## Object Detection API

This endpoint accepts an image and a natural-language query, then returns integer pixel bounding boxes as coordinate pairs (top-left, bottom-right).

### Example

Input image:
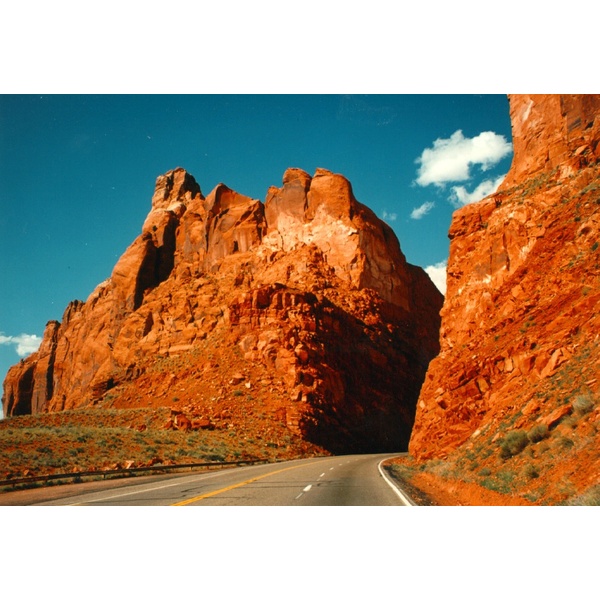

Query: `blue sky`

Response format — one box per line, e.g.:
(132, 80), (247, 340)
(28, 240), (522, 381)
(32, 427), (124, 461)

(0, 94), (513, 397)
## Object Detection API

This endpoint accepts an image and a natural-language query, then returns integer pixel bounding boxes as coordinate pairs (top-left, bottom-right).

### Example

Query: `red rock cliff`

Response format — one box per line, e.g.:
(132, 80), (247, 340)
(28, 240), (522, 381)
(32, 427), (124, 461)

(2, 167), (443, 453)
(410, 94), (600, 461)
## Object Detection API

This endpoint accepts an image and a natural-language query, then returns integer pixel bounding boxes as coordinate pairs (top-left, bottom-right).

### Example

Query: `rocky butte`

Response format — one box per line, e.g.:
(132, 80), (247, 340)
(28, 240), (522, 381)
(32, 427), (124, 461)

(409, 94), (600, 500)
(2, 167), (443, 454)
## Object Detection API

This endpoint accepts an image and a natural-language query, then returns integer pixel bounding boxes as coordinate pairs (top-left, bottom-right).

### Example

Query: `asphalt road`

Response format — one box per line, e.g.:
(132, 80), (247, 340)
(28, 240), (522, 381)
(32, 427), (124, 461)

(5, 453), (412, 506)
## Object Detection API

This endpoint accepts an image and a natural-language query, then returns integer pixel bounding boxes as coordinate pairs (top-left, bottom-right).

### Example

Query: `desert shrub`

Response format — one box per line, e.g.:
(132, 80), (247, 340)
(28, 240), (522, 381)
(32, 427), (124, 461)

(481, 447), (494, 459)
(480, 478), (506, 493)
(498, 470), (516, 485)
(500, 430), (529, 459)
(556, 436), (575, 450)
(561, 414), (580, 429)
(204, 453), (225, 462)
(537, 441), (550, 455)
(572, 394), (595, 415)
(390, 464), (415, 481)
(568, 484), (600, 506)
(524, 464), (540, 479)
(479, 467), (492, 477)
(527, 424), (549, 443)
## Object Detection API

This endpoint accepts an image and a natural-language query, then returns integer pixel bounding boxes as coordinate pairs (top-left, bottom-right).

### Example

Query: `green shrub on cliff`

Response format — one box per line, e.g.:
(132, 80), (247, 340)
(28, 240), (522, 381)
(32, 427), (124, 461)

(499, 430), (529, 459)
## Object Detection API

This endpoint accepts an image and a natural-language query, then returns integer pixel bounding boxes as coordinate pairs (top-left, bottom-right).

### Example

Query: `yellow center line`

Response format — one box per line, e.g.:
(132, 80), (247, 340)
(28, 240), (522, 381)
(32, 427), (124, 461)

(171, 463), (309, 506)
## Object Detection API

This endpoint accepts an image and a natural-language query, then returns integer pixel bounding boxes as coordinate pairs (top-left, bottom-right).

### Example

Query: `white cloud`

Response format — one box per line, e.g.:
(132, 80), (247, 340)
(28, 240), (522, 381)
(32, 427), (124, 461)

(410, 201), (435, 220)
(415, 130), (512, 187)
(450, 174), (506, 207)
(0, 333), (42, 357)
(382, 210), (397, 222)
(424, 261), (447, 295)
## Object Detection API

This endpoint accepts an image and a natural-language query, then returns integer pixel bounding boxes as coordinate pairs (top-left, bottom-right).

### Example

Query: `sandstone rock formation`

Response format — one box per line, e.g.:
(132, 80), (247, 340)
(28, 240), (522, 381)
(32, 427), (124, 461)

(2, 167), (443, 453)
(410, 95), (600, 465)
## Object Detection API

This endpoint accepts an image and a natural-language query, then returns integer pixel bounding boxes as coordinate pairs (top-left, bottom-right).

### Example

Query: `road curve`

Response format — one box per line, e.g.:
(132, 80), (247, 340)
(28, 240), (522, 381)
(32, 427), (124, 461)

(16, 454), (411, 506)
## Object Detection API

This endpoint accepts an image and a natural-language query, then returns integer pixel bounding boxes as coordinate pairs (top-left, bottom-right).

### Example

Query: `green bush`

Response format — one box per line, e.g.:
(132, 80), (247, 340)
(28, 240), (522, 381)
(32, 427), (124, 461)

(524, 464), (540, 479)
(572, 394), (595, 415)
(500, 430), (529, 459)
(556, 436), (575, 450)
(527, 424), (549, 444)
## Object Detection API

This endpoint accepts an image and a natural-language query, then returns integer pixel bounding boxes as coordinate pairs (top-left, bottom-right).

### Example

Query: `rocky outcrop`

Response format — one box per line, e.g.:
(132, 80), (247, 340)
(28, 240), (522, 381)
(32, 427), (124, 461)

(410, 94), (600, 460)
(2, 321), (60, 417)
(501, 95), (600, 188)
(263, 167), (412, 308)
(2, 167), (443, 453)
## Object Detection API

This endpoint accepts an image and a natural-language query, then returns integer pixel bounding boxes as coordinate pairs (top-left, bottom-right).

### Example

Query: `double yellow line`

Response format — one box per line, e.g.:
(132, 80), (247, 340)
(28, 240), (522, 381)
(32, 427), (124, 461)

(171, 463), (306, 506)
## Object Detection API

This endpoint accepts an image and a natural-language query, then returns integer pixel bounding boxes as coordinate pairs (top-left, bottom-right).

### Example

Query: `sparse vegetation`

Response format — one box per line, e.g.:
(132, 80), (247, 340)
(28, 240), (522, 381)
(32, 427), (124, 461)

(527, 424), (549, 444)
(499, 430), (529, 459)
(556, 436), (575, 450)
(567, 484), (600, 506)
(480, 477), (505, 493)
(389, 463), (415, 482)
(0, 407), (325, 485)
(572, 394), (594, 415)
(524, 464), (540, 479)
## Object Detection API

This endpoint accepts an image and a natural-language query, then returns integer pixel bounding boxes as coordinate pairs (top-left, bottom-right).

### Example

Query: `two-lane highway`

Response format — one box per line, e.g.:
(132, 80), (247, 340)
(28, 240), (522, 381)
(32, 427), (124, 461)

(15, 453), (411, 506)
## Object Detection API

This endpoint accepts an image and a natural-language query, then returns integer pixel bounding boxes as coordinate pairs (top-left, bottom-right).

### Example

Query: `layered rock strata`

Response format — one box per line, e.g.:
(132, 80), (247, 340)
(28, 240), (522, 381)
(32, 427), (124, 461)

(3, 167), (443, 453)
(410, 94), (600, 459)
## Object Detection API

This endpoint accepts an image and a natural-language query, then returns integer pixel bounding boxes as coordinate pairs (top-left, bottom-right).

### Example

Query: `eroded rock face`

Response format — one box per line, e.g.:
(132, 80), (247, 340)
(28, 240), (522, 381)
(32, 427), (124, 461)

(2, 167), (443, 453)
(501, 94), (600, 188)
(264, 168), (411, 308)
(409, 94), (600, 460)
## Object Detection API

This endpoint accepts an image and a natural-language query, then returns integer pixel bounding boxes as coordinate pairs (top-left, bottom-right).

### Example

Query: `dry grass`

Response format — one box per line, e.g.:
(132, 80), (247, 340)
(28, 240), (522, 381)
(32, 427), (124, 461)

(391, 396), (599, 505)
(0, 406), (327, 485)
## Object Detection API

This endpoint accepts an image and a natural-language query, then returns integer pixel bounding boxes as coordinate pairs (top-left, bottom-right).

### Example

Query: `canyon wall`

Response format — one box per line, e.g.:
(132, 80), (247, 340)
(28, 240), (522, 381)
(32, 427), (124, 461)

(2, 167), (443, 453)
(410, 94), (600, 460)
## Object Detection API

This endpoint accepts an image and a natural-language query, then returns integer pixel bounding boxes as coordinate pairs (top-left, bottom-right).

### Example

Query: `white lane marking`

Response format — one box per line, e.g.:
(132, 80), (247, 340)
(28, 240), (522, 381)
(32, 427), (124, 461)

(377, 458), (415, 506)
(319, 473), (325, 478)
(56, 470), (242, 506)
(303, 484), (312, 492)
(329, 467), (334, 471)
(295, 493), (304, 499)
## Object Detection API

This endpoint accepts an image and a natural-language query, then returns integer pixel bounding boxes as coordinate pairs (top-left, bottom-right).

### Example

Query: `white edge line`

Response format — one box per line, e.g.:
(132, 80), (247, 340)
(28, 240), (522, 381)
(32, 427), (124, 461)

(378, 458), (416, 506)
(54, 470), (230, 506)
